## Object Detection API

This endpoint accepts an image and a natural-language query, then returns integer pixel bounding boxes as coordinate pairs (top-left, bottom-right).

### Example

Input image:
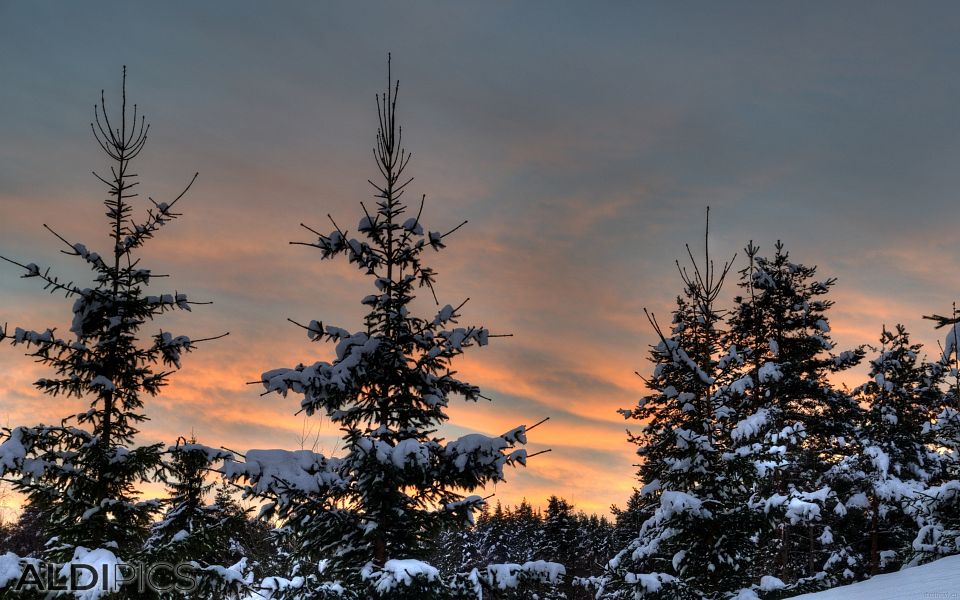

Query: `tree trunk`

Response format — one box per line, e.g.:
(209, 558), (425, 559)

(374, 536), (387, 567)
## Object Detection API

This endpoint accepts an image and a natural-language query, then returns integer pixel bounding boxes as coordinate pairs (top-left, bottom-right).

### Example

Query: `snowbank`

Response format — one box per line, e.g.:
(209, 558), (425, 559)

(789, 554), (960, 599)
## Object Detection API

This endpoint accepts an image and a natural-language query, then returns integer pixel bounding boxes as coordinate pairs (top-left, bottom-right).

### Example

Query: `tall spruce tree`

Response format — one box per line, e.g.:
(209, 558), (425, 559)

(539, 496), (576, 599)
(601, 218), (755, 599)
(224, 58), (534, 598)
(0, 68), (219, 566)
(573, 512), (614, 598)
(540, 497), (575, 565)
(144, 438), (249, 597)
(512, 500), (544, 564)
(923, 307), (960, 473)
(909, 309), (960, 565)
(846, 325), (942, 574)
(724, 242), (863, 595)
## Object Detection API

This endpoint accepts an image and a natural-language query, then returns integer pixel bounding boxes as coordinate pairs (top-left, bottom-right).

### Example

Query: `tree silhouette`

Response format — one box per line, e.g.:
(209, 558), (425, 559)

(226, 56), (539, 597)
(0, 67), (223, 563)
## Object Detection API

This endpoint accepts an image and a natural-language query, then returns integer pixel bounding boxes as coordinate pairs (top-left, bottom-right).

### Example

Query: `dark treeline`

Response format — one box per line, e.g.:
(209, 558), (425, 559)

(428, 497), (620, 598)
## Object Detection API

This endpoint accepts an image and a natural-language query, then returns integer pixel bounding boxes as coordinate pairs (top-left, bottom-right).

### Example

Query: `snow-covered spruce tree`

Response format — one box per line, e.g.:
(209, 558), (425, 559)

(923, 307), (960, 474)
(429, 500), (609, 600)
(452, 501), (562, 600)
(571, 511), (615, 598)
(0, 68), (220, 568)
(479, 502), (513, 566)
(610, 489), (650, 550)
(600, 220), (755, 599)
(1, 501), (46, 558)
(457, 507), (487, 573)
(581, 513), (615, 575)
(144, 438), (252, 597)
(427, 502), (494, 578)
(209, 481), (283, 577)
(428, 524), (473, 578)
(225, 59), (540, 599)
(844, 325), (943, 574)
(426, 502), (535, 582)
(539, 496), (575, 596)
(508, 499), (543, 566)
(724, 242), (863, 595)
(908, 309), (960, 565)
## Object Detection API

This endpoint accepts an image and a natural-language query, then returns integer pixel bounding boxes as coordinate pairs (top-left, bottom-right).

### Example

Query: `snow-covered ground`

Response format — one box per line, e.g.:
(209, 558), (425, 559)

(791, 555), (960, 599)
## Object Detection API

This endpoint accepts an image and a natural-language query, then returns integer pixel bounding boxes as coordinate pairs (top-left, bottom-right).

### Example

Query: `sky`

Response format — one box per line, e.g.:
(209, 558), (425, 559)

(3, 2), (960, 516)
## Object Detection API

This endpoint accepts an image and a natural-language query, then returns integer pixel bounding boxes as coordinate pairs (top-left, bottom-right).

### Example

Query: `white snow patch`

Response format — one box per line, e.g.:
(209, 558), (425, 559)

(943, 323), (960, 362)
(89, 375), (115, 391)
(760, 575), (786, 591)
(222, 449), (342, 495)
(732, 409), (769, 441)
(58, 547), (121, 600)
(758, 362), (784, 383)
(790, 554), (960, 599)
(362, 559), (439, 592)
(0, 552), (23, 587)
(482, 561), (565, 589)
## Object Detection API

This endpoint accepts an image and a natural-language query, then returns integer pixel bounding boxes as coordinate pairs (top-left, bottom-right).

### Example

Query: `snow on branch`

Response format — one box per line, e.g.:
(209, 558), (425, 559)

(361, 559), (440, 594)
(442, 425), (528, 481)
(479, 560), (566, 590)
(221, 448), (345, 499)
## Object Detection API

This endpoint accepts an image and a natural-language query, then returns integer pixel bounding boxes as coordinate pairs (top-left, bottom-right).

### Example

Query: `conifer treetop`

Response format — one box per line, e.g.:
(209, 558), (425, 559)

(230, 58), (540, 590)
(0, 67), (222, 559)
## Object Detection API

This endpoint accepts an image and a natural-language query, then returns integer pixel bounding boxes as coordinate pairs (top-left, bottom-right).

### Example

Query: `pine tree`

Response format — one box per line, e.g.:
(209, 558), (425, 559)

(0, 68), (220, 568)
(539, 496), (576, 599)
(923, 307), (960, 476)
(601, 217), (754, 599)
(566, 513), (615, 600)
(846, 325), (942, 574)
(909, 309), (960, 565)
(0, 502), (46, 558)
(144, 438), (249, 597)
(212, 482), (280, 573)
(578, 513), (615, 586)
(427, 525), (472, 578)
(148, 438), (220, 556)
(459, 503), (490, 572)
(510, 500), (543, 565)
(724, 241), (863, 594)
(540, 497), (575, 573)
(482, 502), (512, 566)
(224, 58), (533, 598)
(610, 489), (650, 550)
